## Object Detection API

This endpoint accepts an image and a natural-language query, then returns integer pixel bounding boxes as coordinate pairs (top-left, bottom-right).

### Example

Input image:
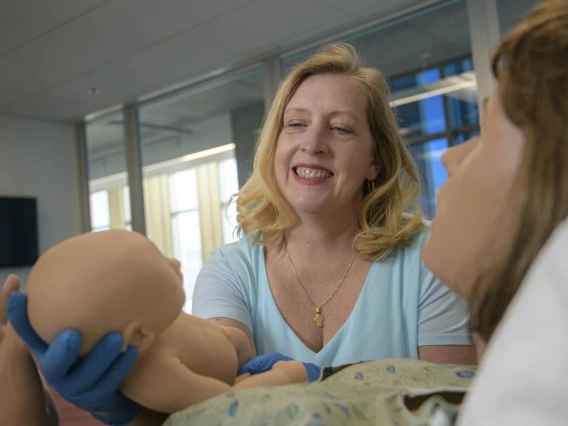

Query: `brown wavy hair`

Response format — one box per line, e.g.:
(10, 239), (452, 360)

(235, 42), (424, 261)
(471, 0), (568, 342)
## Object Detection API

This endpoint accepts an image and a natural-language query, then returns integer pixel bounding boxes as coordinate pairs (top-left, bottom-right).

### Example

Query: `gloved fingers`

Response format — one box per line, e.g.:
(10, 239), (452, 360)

(42, 329), (83, 380)
(239, 352), (292, 375)
(67, 332), (125, 393)
(7, 292), (48, 354)
(304, 363), (321, 382)
(90, 345), (138, 394)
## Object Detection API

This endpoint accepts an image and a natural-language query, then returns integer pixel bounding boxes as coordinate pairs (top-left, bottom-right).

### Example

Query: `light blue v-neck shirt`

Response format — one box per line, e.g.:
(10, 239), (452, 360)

(193, 228), (471, 367)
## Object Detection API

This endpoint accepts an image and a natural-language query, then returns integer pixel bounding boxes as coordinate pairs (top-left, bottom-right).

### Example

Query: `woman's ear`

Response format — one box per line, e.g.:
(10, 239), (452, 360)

(366, 156), (381, 181)
(121, 320), (155, 354)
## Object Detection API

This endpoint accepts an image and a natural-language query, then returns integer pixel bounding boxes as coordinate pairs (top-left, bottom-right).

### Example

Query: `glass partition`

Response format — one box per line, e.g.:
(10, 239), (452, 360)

(86, 111), (132, 231)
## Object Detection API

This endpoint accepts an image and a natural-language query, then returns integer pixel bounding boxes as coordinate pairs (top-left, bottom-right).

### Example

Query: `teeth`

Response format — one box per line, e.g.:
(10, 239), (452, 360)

(295, 167), (331, 179)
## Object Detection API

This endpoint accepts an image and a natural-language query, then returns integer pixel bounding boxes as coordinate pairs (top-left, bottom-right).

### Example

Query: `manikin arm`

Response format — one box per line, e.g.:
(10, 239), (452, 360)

(0, 275), (59, 426)
(124, 356), (308, 414)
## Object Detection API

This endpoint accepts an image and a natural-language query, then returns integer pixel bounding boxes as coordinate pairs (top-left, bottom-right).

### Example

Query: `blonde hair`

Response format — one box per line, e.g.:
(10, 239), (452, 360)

(236, 43), (424, 261)
(471, 0), (568, 342)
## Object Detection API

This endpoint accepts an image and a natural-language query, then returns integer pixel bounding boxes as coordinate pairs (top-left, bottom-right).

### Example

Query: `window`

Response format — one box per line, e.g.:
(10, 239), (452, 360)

(123, 186), (132, 230)
(90, 190), (110, 232)
(392, 56), (480, 218)
(169, 169), (202, 313)
(86, 111), (131, 231)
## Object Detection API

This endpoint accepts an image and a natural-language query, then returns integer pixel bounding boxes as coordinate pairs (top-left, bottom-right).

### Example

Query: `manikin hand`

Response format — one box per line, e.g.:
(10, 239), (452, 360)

(7, 290), (142, 426)
(240, 352), (321, 382)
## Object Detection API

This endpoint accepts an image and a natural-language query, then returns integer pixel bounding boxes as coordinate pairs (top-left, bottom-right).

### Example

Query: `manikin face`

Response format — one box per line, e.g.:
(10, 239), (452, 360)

(274, 73), (380, 220)
(422, 95), (525, 300)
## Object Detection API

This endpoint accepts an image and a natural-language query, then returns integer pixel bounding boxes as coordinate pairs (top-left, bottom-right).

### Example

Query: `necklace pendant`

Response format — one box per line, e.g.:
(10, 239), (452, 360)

(314, 308), (324, 328)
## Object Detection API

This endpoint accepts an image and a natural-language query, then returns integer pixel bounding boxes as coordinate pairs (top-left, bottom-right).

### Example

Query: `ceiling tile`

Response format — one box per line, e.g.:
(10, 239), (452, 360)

(6, 93), (108, 122)
(0, 0), (108, 55)
(0, 86), (39, 110)
(213, 0), (352, 46)
(0, 58), (62, 102)
(352, 0), (429, 18)
(3, 0), (256, 78)
(322, 0), (403, 13)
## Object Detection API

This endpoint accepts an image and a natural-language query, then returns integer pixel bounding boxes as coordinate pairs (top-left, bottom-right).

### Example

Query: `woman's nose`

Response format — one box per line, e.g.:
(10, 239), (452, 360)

(301, 125), (328, 154)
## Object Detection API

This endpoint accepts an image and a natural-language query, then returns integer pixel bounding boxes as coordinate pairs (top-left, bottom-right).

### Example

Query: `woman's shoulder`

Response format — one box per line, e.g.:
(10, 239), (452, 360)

(211, 233), (263, 267)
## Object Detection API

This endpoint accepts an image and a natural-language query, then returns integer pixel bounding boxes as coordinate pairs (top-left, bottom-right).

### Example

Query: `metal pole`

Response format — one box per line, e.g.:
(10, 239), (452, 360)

(467, 0), (501, 115)
(123, 105), (146, 235)
(75, 122), (91, 233)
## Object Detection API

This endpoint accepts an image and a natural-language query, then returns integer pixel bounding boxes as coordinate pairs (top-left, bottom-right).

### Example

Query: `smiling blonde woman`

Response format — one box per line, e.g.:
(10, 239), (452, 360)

(193, 43), (476, 369)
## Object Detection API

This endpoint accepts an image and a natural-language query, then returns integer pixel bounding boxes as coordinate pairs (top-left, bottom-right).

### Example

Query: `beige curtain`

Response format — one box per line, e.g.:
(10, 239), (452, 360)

(196, 162), (223, 262)
(143, 175), (173, 258)
(107, 188), (125, 230)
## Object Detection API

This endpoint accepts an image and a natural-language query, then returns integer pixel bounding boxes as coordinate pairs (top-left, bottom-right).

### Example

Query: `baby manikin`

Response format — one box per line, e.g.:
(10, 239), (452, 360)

(24, 229), (308, 414)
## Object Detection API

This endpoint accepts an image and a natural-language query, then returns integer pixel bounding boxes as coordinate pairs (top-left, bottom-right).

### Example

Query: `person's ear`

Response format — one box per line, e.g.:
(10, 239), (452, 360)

(366, 154), (381, 182)
(121, 320), (155, 354)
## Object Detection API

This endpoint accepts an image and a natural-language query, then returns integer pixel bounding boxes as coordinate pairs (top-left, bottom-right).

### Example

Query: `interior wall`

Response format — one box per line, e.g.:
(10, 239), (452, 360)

(0, 114), (82, 288)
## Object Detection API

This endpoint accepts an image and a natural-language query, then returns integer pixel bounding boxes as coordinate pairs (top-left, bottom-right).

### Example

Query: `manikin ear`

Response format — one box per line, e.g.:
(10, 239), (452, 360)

(121, 320), (155, 354)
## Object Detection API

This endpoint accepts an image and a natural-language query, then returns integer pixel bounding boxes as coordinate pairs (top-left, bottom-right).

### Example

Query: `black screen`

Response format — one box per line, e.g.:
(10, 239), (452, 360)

(0, 197), (39, 267)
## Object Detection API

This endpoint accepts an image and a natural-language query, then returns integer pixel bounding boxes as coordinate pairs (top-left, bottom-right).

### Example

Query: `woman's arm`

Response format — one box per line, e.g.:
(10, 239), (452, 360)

(417, 237), (477, 365)
(192, 246), (257, 357)
(418, 345), (477, 365)
(209, 317), (256, 357)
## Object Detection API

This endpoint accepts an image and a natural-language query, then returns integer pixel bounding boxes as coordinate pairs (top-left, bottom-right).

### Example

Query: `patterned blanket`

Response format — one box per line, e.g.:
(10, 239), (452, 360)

(163, 358), (476, 426)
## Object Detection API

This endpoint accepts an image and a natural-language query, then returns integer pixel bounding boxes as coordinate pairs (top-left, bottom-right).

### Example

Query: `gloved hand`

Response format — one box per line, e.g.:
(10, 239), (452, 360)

(7, 292), (141, 426)
(239, 352), (321, 382)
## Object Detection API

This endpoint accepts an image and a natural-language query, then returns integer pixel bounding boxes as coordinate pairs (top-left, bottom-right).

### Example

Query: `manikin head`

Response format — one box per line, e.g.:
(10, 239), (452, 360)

(25, 229), (185, 356)
(423, 0), (568, 343)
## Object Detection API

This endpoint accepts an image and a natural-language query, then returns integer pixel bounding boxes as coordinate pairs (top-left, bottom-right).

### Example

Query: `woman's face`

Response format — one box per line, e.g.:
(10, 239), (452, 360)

(422, 95), (525, 299)
(274, 73), (379, 219)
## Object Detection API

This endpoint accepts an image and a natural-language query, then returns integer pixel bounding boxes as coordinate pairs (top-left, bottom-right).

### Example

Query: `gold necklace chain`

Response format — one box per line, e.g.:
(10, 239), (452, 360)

(284, 238), (356, 328)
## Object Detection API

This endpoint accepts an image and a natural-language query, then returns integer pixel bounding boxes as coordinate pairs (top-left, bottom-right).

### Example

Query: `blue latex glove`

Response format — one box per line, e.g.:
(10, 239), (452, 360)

(7, 292), (141, 426)
(239, 352), (321, 382)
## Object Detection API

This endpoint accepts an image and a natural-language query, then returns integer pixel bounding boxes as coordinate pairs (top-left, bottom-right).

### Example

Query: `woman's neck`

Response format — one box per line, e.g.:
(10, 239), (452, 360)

(284, 219), (358, 258)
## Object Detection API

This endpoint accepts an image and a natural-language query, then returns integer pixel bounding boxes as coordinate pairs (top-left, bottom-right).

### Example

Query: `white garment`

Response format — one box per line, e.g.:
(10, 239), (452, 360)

(458, 219), (568, 426)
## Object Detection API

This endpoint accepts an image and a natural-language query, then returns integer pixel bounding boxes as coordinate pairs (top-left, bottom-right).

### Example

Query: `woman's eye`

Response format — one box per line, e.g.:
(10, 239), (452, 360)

(287, 122), (304, 128)
(332, 126), (352, 134)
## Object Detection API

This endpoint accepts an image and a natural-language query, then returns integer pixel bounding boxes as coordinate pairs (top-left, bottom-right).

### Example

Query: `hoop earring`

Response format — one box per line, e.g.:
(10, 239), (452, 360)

(366, 179), (375, 193)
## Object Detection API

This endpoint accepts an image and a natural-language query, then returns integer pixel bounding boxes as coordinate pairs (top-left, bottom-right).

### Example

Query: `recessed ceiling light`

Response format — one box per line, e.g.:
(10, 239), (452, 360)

(88, 87), (101, 95)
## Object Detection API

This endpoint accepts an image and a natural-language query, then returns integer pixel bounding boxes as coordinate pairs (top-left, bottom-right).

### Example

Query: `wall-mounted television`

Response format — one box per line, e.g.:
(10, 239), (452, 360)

(0, 196), (39, 267)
